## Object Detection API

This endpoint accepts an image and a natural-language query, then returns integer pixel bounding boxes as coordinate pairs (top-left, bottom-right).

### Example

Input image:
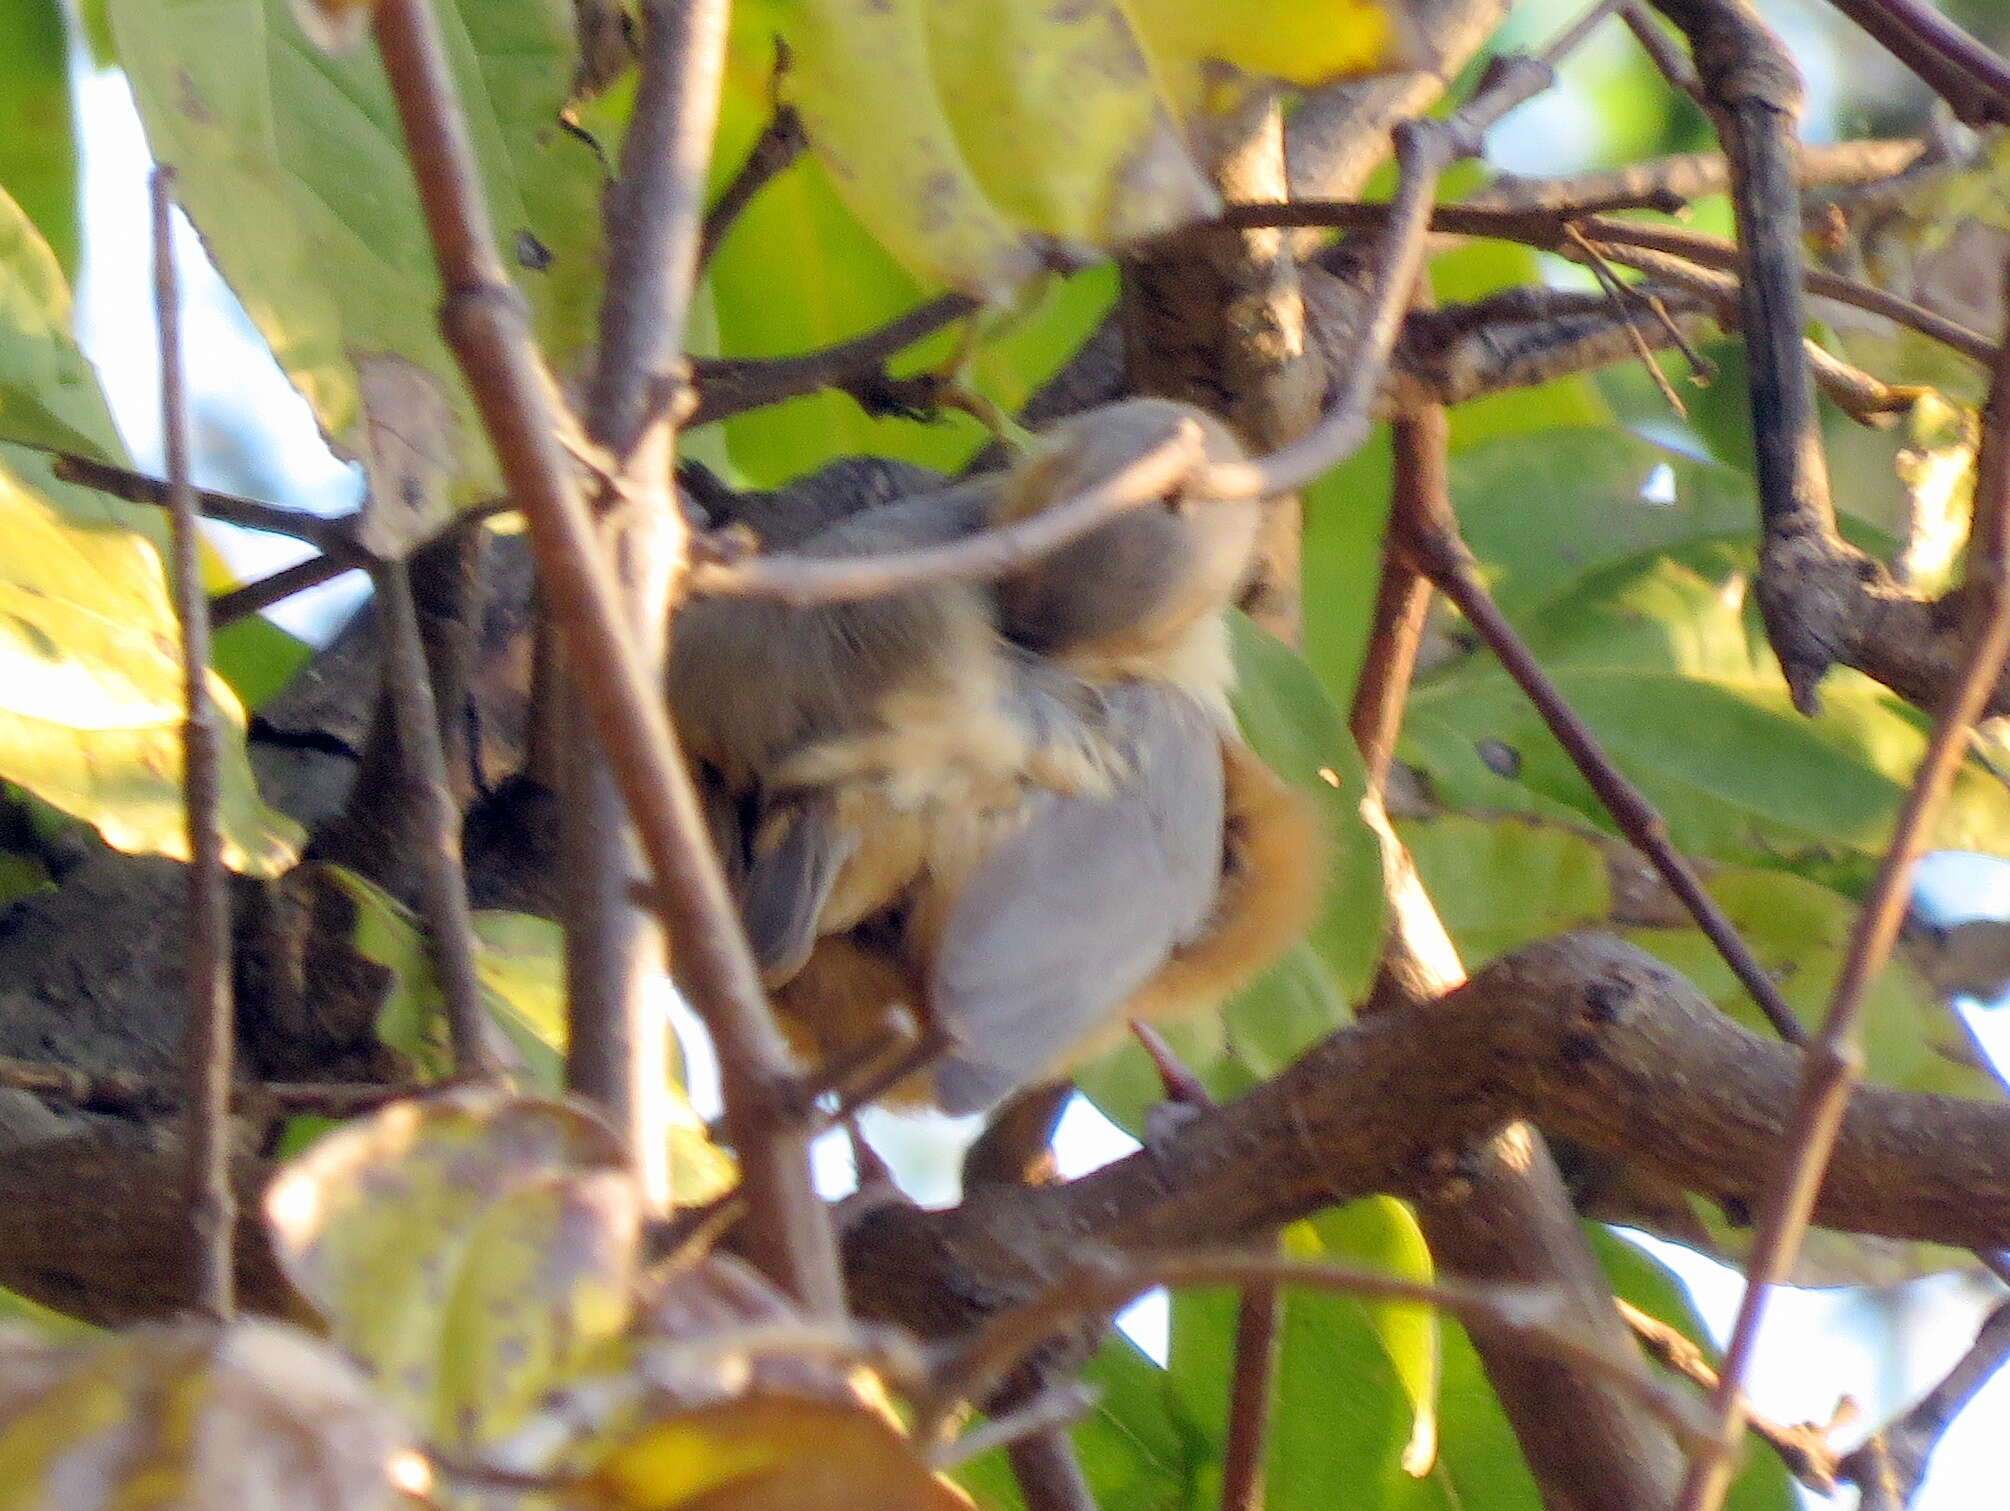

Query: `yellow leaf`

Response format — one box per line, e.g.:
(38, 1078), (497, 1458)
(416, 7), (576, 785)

(925, 0), (1215, 250)
(1117, 0), (1421, 115)
(775, 0), (1043, 301)
(578, 1396), (971, 1511)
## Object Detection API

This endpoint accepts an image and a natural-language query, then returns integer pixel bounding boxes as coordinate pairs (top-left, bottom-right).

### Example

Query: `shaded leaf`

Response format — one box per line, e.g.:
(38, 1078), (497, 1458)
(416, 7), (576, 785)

(0, 184), (124, 466)
(1399, 814), (1610, 971)
(1407, 541), (2010, 875)
(955, 1331), (1194, 1511)
(0, 1), (79, 281)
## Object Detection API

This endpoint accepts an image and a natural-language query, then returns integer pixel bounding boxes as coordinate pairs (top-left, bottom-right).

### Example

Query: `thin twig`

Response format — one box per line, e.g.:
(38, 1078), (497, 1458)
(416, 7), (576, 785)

(44, 450), (367, 559)
(690, 419), (1205, 603)
(1677, 261), (2010, 1511)
(562, 0), (731, 1218)
(1463, 137), (1926, 215)
(1817, 0), (2010, 127)
(1566, 226), (1691, 415)
(155, 168), (234, 1324)
(1834, 1297), (2010, 1504)
(922, 1251), (1714, 1455)
(930, 1384), (1098, 1473)
(368, 0), (843, 1314)
(1220, 201), (1998, 367)
(1349, 415), (1442, 792)
(688, 292), (975, 428)
(371, 556), (501, 1076)
(698, 103), (804, 269)
(1395, 498), (1808, 1045)
(1617, 1300), (1844, 1493)
(1130, 1023), (1276, 1511)
(0, 1054), (426, 1118)
(210, 554), (355, 627)
(1587, 237), (1921, 421)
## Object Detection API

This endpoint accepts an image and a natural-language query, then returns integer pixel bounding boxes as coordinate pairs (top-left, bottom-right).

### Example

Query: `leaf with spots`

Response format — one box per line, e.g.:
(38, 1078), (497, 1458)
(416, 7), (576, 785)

(0, 1318), (409, 1511)
(1406, 540), (2010, 878)
(263, 1089), (640, 1436)
(107, 0), (603, 507)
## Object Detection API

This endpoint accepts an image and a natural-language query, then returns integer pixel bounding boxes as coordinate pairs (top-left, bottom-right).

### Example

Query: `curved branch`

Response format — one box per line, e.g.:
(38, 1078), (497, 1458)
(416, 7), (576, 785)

(843, 933), (2010, 1345)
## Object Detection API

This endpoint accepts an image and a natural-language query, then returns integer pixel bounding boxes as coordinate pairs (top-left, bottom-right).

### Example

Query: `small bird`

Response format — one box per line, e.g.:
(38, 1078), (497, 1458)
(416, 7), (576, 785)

(669, 399), (1324, 1113)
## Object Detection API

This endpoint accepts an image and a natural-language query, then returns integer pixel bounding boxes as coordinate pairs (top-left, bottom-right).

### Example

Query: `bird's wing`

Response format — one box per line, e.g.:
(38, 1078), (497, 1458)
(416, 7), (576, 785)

(929, 680), (1225, 1113)
(737, 793), (861, 986)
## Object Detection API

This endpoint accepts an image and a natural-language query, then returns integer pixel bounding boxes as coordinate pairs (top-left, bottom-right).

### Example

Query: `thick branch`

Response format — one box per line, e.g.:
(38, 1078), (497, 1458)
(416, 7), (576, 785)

(369, 0), (842, 1311)
(844, 933), (2010, 1344)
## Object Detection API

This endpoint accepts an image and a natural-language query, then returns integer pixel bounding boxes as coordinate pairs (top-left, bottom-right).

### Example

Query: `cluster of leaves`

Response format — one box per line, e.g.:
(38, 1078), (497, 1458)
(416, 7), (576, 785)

(0, 0), (2005, 1507)
(758, 0), (1411, 299)
(0, 1090), (972, 1510)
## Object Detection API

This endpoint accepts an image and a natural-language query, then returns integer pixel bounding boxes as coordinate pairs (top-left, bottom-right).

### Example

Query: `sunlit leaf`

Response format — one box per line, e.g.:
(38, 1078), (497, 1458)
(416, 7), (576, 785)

(1162, 1201), (1443, 1510)
(1118, 0), (1418, 118)
(770, 0), (1042, 302)
(0, 184), (123, 468)
(264, 1088), (637, 1437)
(926, 0), (1214, 250)
(577, 1394), (971, 1511)
(0, 462), (303, 875)
(108, 0), (603, 507)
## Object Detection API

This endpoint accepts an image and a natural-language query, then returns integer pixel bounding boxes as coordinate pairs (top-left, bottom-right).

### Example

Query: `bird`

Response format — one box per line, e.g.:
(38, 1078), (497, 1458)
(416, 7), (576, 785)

(669, 398), (1325, 1114)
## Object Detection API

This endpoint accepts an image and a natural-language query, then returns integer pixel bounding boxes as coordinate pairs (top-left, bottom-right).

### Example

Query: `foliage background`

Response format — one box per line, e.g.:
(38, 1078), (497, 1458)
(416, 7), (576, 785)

(8, 0), (2010, 1502)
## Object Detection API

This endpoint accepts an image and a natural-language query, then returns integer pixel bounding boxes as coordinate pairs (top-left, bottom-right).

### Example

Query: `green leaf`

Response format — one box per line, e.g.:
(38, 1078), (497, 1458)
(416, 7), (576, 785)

(1162, 1201), (1442, 1511)
(1449, 426), (1756, 624)
(1226, 619), (1386, 1013)
(703, 15), (1121, 488)
(108, 0), (603, 506)
(0, 185), (124, 468)
(211, 609), (313, 709)
(331, 870), (739, 1205)
(0, 2), (78, 284)
(331, 866), (566, 1086)
(1407, 541), (2010, 874)
(1399, 814), (1610, 971)
(1298, 436), (1392, 707)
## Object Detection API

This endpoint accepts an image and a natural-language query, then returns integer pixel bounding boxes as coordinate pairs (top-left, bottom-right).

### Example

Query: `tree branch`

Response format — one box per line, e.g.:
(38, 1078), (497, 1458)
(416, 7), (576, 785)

(367, 0), (843, 1313)
(1677, 253), (2010, 1511)
(560, 0), (731, 1218)
(154, 167), (234, 1324)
